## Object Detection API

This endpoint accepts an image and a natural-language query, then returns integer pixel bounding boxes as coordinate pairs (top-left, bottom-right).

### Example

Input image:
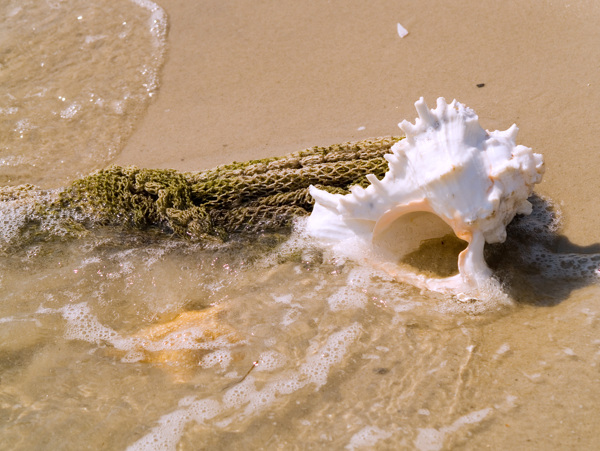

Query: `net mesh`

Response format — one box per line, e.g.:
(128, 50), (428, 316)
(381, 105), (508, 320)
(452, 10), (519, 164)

(0, 137), (400, 248)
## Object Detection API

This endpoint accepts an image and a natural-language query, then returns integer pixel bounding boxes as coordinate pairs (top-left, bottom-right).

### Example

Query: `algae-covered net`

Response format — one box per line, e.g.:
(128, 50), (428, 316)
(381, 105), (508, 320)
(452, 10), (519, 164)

(0, 137), (398, 251)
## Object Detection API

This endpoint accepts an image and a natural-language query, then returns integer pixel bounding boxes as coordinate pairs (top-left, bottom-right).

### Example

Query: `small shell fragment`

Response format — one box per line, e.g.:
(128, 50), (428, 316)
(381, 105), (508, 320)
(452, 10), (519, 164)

(397, 22), (409, 38)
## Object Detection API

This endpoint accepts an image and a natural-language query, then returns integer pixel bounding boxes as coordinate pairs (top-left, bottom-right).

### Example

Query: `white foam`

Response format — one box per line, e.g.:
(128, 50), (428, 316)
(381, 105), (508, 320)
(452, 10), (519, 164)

(298, 217), (511, 314)
(129, 0), (167, 45)
(128, 324), (361, 449)
(272, 294), (293, 304)
(58, 297), (364, 451)
(60, 102), (81, 119)
(494, 394), (518, 411)
(327, 284), (367, 311)
(223, 376), (257, 409)
(0, 187), (56, 248)
(199, 349), (232, 370)
(493, 343), (511, 360)
(345, 426), (392, 449)
(255, 350), (286, 372)
(300, 323), (362, 388)
(361, 354), (380, 360)
(414, 408), (492, 451)
(127, 399), (220, 451)
(58, 302), (238, 354)
(500, 196), (600, 281)
(0, 315), (38, 325)
(281, 307), (301, 326)
(61, 303), (123, 346)
(327, 265), (393, 311)
(84, 34), (107, 44)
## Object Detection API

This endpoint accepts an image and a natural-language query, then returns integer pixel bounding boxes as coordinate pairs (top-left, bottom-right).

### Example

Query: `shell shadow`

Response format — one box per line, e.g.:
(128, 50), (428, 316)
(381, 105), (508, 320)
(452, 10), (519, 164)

(484, 195), (600, 306)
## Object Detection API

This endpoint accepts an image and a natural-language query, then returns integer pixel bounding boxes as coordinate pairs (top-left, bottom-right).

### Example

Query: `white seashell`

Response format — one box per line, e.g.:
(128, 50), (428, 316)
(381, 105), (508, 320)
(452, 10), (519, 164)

(306, 97), (545, 298)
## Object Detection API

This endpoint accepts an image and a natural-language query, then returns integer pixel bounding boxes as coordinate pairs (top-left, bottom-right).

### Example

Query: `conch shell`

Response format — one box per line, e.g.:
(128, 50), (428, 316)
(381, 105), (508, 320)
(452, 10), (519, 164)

(306, 97), (545, 298)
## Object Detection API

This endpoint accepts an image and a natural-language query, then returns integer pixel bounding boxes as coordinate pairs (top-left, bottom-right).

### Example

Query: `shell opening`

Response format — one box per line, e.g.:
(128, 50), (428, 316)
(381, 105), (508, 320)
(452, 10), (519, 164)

(372, 211), (468, 279)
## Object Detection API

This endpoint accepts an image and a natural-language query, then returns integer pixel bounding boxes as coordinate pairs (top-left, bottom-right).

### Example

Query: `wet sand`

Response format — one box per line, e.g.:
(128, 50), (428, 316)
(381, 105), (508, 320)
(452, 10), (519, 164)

(115, 0), (600, 246)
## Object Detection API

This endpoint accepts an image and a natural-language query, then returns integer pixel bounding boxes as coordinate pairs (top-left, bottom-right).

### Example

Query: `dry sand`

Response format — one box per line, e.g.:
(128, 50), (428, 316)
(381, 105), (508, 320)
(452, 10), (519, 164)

(115, 0), (600, 245)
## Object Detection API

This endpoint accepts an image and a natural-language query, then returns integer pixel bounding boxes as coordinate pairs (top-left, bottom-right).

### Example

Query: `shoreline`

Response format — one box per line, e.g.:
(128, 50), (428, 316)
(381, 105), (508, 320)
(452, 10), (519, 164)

(114, 0), (600, 245)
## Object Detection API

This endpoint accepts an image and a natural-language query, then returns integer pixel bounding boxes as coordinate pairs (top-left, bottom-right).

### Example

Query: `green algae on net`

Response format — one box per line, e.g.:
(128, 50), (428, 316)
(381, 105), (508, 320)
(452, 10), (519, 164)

(0, 137), (400, 250)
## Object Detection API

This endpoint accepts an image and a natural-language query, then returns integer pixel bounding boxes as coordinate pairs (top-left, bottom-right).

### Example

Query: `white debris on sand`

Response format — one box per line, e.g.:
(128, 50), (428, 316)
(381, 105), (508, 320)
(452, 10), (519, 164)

(397, 22), (409, 38)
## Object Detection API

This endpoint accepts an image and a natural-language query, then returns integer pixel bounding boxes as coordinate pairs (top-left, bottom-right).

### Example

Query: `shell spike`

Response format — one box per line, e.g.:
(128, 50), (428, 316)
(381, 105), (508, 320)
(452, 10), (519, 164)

(436, 97), (449, 109)
(349, 185), (367, 200)
(308, 185), (339, 210)
(384, 153), (401, 166)
(398, 120), (417, 142)
(433, 97), (449, 122)
(366, 173), (385, 192)
(455, 102), (468, 122)
(414, 97), (436, 127)
(413, 97), (427, 113)
(504, 124), (519, 142)
(390, 141), (405, 157)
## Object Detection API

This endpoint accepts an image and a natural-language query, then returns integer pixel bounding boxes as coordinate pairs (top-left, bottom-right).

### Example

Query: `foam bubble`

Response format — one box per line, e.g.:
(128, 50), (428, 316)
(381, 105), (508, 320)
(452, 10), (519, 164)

(127, 399), (220, 451)
(300, 323), (362, 387)
(272, 294), (293, 304)
(298, 217), (513, 314)
(281, 307), (301, 326)
(414, 408), (492, 451)
(0, 186), (55, 249)
(128, 324), (362, 449)
(129, 0), (167, 45)
(484, 194), (600, 306)
(199, 349), (232, 370)
(223, 377), (257, 409)
(60, 303), (124, 346)
(255, 350), (286, 372)
(327, 284), (367, 311)
(59, 102), (81, 119)
(345, 426), (392, 450)
(58, 303), (238, 357)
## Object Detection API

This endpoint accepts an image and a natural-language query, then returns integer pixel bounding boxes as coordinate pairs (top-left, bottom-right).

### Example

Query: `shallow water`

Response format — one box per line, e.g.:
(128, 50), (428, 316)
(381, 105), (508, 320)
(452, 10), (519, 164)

(2, 1), (600, 450)
(0, 0), (165, 187)
(1, 211), (599, 450)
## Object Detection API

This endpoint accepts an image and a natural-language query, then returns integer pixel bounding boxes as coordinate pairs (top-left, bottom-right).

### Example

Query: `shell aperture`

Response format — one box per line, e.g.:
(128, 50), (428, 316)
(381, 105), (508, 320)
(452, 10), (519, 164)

(307, 97), (545, 299)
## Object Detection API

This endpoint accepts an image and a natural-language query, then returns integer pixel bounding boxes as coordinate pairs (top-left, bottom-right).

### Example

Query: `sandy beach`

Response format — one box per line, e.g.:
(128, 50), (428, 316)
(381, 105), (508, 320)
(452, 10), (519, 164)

(115, 0), (600, 245)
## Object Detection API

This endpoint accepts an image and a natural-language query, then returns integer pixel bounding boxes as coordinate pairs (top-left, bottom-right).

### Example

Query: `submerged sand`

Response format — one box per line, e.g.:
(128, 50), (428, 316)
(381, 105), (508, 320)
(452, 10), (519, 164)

(115, 0), (600, 246)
